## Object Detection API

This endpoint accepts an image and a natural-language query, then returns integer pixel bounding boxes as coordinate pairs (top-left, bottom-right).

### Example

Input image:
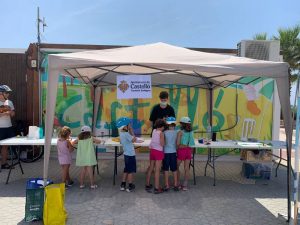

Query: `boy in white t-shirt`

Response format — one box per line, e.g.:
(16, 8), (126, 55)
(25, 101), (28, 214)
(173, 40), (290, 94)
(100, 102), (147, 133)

(0, 85), (15, 169)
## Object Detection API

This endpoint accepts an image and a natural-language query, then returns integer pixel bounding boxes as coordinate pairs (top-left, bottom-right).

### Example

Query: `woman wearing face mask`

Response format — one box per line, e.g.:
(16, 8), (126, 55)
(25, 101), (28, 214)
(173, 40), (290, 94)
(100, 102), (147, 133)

(149, 91), (175, 131)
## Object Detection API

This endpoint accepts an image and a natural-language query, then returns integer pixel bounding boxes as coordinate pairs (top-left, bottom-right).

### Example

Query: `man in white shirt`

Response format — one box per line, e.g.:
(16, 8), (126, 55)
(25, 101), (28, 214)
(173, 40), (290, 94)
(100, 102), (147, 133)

(0, 85), (15, 169)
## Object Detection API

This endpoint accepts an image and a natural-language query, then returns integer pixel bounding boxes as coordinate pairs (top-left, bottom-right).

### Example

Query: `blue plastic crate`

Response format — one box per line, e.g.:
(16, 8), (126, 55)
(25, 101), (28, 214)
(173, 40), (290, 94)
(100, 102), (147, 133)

(26, 178), (53, 189)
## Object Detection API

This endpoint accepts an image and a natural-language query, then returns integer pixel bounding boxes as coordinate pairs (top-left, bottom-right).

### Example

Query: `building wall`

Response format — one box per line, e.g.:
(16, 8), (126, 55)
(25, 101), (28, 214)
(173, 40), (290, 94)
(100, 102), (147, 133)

(0, 52), (28, 125)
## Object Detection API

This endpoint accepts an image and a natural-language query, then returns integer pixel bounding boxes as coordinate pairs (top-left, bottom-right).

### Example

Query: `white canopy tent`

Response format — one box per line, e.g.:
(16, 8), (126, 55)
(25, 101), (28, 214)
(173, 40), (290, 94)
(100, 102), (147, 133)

(44, 42), (292, 220)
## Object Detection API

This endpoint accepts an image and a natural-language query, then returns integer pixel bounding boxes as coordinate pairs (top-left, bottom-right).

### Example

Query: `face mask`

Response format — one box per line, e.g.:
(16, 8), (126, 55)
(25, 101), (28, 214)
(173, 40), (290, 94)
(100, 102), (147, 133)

(160, 101), (167, 107)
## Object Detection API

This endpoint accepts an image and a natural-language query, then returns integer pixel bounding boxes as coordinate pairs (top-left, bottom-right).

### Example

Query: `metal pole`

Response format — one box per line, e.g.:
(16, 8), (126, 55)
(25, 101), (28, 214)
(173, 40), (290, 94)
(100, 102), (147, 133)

(37, 7), (41, 126)
(293, 85), (300, 224)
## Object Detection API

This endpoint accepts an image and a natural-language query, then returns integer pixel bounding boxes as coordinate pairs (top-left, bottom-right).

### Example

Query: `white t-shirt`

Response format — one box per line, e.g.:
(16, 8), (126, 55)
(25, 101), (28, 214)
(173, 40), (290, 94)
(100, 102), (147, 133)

(0, 100), (14, 128)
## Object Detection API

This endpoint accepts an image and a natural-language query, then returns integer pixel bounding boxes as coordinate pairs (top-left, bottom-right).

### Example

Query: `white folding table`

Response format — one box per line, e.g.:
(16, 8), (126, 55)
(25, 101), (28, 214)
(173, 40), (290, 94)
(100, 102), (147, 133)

(0, 137), (58, 184)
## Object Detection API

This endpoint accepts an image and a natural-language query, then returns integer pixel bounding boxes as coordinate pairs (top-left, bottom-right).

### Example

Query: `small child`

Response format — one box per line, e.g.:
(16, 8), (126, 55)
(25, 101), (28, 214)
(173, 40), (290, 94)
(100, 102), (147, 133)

(116, 117), (137, 193)
(163, 117), (179, 191)
(72, 126), (101, 189)
(57, 126), (74, 188)
(146, 119), (166, 194)
(177, 117), (195, 191)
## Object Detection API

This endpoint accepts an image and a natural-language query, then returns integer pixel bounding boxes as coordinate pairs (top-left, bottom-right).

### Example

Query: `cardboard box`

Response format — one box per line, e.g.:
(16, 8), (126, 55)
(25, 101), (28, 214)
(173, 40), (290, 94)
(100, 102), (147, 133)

(241, 150), (272, 162)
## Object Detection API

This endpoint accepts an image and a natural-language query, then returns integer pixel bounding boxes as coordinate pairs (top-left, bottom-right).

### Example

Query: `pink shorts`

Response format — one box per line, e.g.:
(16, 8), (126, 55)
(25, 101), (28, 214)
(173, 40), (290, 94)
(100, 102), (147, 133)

(150, 149), (164, 161)
(177, 147), (192, 161)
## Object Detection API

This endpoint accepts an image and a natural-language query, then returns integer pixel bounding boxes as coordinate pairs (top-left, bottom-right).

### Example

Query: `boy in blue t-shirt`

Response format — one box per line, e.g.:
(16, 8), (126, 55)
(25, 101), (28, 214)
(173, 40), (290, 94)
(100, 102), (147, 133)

(116, 117), (137, 192)
(163, 117), (179, 191)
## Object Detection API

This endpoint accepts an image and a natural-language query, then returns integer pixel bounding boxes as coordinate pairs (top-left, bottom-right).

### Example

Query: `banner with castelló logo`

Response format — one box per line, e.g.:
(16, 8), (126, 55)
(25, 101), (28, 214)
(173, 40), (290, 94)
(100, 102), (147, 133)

(117, 75), (152, 99)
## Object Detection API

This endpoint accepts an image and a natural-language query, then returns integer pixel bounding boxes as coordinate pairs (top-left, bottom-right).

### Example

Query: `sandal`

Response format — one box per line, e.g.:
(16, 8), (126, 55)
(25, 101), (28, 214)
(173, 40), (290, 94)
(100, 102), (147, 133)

(90, 184), (98, 189)
(154, 187), (164, 194)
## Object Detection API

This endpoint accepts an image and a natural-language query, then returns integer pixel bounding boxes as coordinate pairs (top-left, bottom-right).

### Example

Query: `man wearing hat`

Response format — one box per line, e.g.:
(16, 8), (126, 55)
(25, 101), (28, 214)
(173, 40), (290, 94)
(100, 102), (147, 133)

(0, 85), (15, 169)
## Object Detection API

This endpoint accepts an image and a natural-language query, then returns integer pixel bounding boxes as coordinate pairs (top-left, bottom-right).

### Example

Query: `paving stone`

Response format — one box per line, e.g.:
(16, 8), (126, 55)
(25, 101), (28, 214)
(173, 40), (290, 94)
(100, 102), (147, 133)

(0, 157), (290, 225)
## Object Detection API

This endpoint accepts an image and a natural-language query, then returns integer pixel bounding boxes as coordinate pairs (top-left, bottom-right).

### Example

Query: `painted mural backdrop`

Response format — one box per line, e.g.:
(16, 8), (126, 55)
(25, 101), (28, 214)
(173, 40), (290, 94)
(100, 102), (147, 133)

(41, 54), (274, 153)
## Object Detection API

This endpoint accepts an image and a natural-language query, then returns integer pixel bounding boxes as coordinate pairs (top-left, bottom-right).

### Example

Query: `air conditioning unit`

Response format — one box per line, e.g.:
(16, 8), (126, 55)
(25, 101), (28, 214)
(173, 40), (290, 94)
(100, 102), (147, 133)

(237, 40), (281, 62)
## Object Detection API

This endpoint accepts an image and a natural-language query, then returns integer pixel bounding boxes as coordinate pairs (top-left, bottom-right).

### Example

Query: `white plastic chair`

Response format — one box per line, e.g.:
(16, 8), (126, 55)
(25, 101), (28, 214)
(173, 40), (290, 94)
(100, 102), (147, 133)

(241, 118), (256, 141)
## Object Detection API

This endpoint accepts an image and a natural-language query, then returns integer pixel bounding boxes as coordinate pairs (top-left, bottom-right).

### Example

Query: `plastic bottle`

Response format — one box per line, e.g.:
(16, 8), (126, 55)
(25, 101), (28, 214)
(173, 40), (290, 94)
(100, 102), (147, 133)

(207, 125), (212, 141)
(53, 129), (57, 138)
(39, 127), (44, 139)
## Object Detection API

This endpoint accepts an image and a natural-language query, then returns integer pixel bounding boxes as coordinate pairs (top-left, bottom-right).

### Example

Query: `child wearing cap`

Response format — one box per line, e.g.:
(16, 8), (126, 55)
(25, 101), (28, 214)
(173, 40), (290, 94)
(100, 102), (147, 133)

(177, 117), (195, 191)
(72, 125), (101, 189)
(117, 117), (137, 193)
(163, 117), (179, 191)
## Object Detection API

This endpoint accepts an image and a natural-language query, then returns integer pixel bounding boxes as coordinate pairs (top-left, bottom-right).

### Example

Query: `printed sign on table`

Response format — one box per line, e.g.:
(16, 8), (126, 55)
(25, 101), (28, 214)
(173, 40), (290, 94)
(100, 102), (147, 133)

(117, 75), (152, 99)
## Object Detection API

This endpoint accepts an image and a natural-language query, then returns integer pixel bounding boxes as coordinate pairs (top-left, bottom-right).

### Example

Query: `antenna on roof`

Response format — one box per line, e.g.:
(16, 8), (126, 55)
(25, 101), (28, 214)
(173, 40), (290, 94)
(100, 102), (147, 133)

(37, 7), (47, 44)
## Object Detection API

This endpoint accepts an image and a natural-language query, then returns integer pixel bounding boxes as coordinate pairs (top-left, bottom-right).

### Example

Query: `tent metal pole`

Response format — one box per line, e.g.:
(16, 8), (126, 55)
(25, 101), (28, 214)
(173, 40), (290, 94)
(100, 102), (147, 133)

(209, 83), (213, 128)
(292, 81), (300, 224)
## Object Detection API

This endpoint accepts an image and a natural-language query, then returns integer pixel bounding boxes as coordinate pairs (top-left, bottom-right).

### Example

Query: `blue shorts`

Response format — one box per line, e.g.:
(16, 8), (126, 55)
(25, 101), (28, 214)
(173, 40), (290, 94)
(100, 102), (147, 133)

(124, 155), (136, 173)
(162, 153), (177, 172)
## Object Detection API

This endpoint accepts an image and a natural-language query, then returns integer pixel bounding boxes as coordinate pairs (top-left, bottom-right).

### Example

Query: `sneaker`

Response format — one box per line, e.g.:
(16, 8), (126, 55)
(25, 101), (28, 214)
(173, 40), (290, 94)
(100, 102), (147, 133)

(126, 184), (135, 192)
(154, 187), (164, 194)
(145, 184), (153, 192)
(90, 184), (98, 189)
(68, 180), (74, 186)
(173, 186), (180, 192)
(182, 185), (188, 191)
(120, 182), (126, 191)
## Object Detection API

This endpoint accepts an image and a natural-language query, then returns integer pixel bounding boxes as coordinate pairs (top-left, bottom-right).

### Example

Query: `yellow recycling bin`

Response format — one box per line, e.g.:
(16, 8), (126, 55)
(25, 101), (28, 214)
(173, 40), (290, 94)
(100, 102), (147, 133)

(43, 183), (68, 225)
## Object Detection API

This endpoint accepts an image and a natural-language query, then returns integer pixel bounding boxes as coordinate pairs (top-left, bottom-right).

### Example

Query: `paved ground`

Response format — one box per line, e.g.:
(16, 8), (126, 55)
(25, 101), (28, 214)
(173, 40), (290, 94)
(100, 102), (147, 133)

(0, 154), (289, 225)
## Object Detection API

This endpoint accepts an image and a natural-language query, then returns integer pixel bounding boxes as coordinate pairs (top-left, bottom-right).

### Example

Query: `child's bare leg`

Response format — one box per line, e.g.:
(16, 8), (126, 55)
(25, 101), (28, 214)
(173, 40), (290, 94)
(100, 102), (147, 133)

(80, 167), (86, 186)
(127, 173), (133, 184)
(86, 166), (95, 186)
(146, 161), (155, 186)
(173, 171), (178, 187)
(164, 171), (169, 187)
(122, 173), (128, 183)
(184, 160), (191, 182)
(177, 160), (182, 184)
(154, 160), (162, 189)
(66, 164), (71, 182)
(61, 165), (67, 183)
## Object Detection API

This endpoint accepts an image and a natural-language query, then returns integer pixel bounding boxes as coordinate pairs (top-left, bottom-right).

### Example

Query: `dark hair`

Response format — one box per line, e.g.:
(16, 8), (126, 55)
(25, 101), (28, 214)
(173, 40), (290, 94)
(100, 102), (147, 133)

(78, 131), (91, 140)
(180, 122), (192, 132)
(166, 123), (176, 130)
(58, 126), (71, 139)
(159, 91), (169, 99)
(154, 119), (166, 129)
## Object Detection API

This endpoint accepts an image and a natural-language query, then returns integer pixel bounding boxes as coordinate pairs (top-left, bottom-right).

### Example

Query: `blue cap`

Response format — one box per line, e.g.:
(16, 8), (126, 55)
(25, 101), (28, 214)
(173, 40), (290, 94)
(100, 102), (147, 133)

(166, 117), (176, 124)
(116, 117), (131, 129)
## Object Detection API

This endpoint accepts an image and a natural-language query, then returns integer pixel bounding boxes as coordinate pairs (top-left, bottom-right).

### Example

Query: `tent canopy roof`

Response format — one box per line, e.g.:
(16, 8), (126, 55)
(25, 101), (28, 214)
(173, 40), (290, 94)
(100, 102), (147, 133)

(48, 42), (289, 89)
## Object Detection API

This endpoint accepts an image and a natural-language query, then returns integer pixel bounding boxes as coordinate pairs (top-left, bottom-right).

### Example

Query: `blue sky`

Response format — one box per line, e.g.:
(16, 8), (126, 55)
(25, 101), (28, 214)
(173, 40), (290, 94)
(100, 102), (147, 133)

(0, 0), (299, 102)
(1, 0), (299, 49)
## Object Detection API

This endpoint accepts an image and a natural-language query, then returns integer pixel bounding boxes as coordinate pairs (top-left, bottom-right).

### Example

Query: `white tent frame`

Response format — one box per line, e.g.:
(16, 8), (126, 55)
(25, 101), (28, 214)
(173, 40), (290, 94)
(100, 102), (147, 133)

(43, 42), (293, 221)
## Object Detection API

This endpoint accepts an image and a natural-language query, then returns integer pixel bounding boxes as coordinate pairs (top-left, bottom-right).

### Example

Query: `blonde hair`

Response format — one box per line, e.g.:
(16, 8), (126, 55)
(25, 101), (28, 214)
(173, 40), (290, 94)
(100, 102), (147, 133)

(58, 126), (71, 139)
